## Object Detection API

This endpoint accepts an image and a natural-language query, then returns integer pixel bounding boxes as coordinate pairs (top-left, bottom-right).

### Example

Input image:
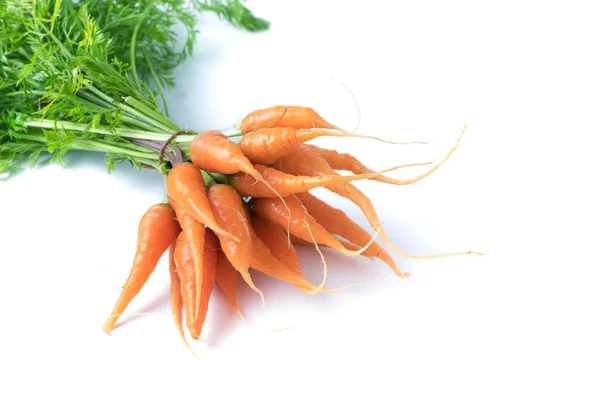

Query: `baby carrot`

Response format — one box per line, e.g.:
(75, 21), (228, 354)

(250, 214), (302, 275)
(102, 203), (180, 333)
(173, 231), (198, 338)
(170, 200), (206, 323)
(207, 184), (265, 304)
(215, 250), (244, 319)
(239, 127), (420, 165)
(296, 192), (406, 277)
(190, 130), (290, 215)
(168, 240), (193, 353)
(252, 195), (377, 258)
(167, 162), (238, 241)
(241, 105), (343, 133)
(229, 163), (430, 198)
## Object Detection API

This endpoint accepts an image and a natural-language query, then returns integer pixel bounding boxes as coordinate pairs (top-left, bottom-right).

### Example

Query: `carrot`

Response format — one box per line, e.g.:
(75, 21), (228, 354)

(252, 195), (378, 258)
(206, 183), (265, 304)
(229, 162), (430, 198)
(166, 162), (238, 241)
(239, 127), (424, 165)
(215, 250), (244, 319)
(102, 203), (180, 333)
(241, 105), (343, 133)
(168, 240), (194, 354)
(249, 226), (326, 293)
(194, 229), (218, 338)
(250, 214), (302, 275)
(303, 124), (467, 186)
(170, 200), (206, 324)
(173, 229), (218, 339)
(296, 192), (406, 277)
(190, 130), (289, 211)
(173, 231), (198, 338)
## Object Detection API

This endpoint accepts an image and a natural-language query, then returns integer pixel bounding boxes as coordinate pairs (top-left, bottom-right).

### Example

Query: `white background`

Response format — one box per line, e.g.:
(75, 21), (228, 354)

(1, 0), (599, 394)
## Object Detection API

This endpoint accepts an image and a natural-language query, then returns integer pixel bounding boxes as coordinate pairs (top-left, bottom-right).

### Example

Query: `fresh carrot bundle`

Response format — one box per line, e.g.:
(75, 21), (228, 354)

(103, 203), (180, 333)
(167, 162), (238, 241)
(215, 250), (244, 319)
(303, 124), (467, 186)
(296, 192), (406, 277)
(229, 162), (430, 198)
(241, 105), (343, 133)
(206, 183), (265, 304)
(252, 195), (377, 258)
(250, 214), (302, 275)
(239, 127), (421, 165)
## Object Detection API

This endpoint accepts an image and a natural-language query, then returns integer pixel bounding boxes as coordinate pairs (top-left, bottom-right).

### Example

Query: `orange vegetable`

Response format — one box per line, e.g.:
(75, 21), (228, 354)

(173, 231), (198, 338)
(166, 162), (237, 241)
(102, 203), (180, 333)
(174, 229), (218, 339)
(189, 131), (288, 210)
(252, 195), (375, 258)
(206, 184), (264, 304)
(229, 163), (425, 198)
(296, 192), (406, 277)
(241, 105), (342, 134)
(250, 214), (302, 275)
(168, 240), (191, 351)
(215, 250), (244, 318)
(239, 127), (411, 165)
(170, 200), (206, 322)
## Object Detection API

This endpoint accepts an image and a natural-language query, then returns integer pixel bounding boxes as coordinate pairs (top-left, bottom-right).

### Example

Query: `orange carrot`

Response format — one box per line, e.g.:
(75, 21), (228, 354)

(250, 214), (302, 275)
(173, 231), (198, 338)
(102, 203), (180, 333)
(206, 184), (264, 304)
(167, 162), (238, 241)
(239, 127), (420, 165)
(252, 195), (376, 258)
(303, 124), (466, 186)
(168, 240), (193, 353)
(193, 229), (217, 338)
(190, 130), (290, 217)
(215, 250), (244, 318)
(241, 105), (343, 133)
(229, 163), (430, 198)
(170, 200), (205, 323)
(296, 192), (406, 277)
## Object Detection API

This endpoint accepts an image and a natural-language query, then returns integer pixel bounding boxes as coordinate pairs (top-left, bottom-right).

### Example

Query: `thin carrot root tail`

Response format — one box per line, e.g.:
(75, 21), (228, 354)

(330, 77), (361, 134)
(389, 123), (468, 186)
(303, 217), (328, 294)
(241, 271), (265, 307)
(393, 248), (486, 260)
(321, 282), (363, 293)
(300, 129), (430, 146)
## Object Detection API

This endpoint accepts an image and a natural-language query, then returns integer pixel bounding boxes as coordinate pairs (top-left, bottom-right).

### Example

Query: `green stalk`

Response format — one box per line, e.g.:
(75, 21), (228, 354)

(144, 51), (169, 117)
(124, 96), (179, 131)
(24, 119), (169, 141)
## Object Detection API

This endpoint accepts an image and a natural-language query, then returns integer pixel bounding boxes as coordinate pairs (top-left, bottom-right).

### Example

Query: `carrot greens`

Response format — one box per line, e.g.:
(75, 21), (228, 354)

(0, 0), (267, 175)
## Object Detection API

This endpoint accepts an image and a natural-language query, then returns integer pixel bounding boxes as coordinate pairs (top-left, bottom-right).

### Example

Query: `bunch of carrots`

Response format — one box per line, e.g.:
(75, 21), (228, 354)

(101, 104), (478, 348)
